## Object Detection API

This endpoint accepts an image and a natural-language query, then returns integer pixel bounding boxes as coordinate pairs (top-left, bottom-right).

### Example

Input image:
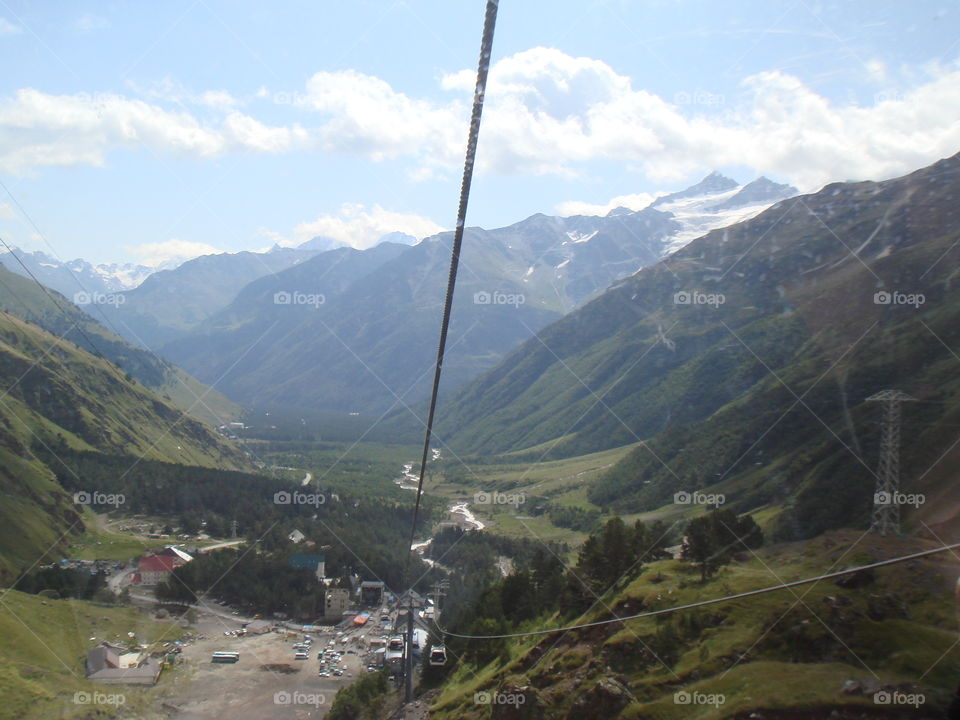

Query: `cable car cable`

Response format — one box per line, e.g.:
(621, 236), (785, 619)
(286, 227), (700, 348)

(402, 0), (500, 589)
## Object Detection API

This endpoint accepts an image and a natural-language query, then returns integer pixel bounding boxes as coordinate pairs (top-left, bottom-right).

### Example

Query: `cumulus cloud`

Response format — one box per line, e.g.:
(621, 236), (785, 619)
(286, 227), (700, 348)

(282, 46), (960, 189)
(290, 203), (444, 250)
(299, 69), (463, 165)
(555, 192), (659, 218)
(447, 47), (960, 189)
(0, 89), (308, 173)
(0, 18), (21, 35)
(125, 238), (222, 267)
(75, 14), (110, 32)
(2, 47), (960, 191)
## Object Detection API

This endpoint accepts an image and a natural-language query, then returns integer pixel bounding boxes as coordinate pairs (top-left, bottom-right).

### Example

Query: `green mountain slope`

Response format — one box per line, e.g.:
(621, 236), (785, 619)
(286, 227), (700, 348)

(436, 152), (960, 540)
(0, 264), (242, 426)
(158, 208), (682, 416)
(0, 589), (186, 719)
(428, 532), (960, 719)
(90, 245), (324, 348)
(0, 307), (250, 581)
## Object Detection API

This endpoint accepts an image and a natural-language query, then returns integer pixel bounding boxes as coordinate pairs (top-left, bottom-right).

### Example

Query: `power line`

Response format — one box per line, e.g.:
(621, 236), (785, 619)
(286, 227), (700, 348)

(403, 0), (500, 586)
(435, 541), (960, 640)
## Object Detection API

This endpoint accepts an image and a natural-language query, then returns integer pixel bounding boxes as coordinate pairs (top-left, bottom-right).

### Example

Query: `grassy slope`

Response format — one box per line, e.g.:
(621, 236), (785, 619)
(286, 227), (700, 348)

(0, 589), (185, 719)
(0, 308), (251, 583)
(421, 444), (639, 547)
(0, 263), (242, 426)
(429, 532), (960, 719)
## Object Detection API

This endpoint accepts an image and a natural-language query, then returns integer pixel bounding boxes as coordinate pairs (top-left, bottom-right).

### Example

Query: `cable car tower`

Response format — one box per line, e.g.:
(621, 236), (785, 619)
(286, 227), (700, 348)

(867, 390), (915, 536)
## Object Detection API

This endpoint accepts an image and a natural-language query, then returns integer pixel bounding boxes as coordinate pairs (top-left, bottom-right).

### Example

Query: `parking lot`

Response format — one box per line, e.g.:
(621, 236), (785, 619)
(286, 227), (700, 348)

(155, 615), (376, 719)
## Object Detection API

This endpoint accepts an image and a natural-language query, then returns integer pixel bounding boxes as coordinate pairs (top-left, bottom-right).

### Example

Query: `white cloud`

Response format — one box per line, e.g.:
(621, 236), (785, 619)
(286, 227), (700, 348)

(76, 14), (110, 32)
(0, 18), (22, 35)
(301, 69), (463, 166)
(222, 111), (308, 152)
(198, 89), (239, 110)
(0, 89), (310, 173)
(555, 192), (659, 217)
(453, 48), (960, 190)
(125, 238), (221, 267)
(0, 202), (15, 219)
(866, 59), (887, 83)
(290, 46), (960, 189)
(2, 47), (960, 192)
(290, 203), (444, 250)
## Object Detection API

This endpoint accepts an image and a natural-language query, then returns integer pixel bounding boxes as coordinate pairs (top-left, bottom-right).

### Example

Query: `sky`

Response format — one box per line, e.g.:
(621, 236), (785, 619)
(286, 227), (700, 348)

(0, 0), (958, 266)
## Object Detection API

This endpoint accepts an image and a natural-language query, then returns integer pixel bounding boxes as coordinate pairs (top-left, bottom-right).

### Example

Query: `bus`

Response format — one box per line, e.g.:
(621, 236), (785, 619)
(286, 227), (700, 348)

(211, 651), (240, 663)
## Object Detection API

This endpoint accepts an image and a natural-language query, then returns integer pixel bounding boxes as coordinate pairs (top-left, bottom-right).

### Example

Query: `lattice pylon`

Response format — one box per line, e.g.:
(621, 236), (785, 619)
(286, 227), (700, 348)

(867, 390), (916, 536)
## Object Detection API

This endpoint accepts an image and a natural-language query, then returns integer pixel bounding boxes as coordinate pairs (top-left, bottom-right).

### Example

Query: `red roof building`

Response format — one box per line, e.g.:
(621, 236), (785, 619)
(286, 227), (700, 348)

(133, 549), (191, 585)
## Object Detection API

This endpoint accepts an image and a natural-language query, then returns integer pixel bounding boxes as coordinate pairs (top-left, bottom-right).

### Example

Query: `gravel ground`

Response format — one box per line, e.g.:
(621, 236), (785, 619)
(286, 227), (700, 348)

(152, 613), (372, 719)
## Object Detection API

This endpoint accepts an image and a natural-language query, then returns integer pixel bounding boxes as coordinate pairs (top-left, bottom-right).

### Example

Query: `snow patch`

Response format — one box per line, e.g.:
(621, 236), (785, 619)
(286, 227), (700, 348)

(565, 230), (598, 244)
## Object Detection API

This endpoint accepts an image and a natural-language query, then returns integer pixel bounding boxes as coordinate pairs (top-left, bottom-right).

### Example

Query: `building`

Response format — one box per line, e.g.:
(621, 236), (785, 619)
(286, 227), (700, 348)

(288, 529), (306, 544)
(86, 642), (162, 685)
(133, 547), (192, 585)
(289, 553), (325, 581)
(324, 587), (351, 619)
(360, 580), (385, 606)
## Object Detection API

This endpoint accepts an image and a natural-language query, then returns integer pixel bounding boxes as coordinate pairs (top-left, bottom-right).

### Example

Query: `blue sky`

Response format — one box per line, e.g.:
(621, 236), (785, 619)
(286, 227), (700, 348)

(0, 0), (958, 265)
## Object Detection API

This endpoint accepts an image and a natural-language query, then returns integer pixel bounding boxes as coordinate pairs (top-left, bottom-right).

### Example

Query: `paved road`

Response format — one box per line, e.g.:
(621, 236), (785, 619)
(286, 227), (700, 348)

(128, 590), (258, 624)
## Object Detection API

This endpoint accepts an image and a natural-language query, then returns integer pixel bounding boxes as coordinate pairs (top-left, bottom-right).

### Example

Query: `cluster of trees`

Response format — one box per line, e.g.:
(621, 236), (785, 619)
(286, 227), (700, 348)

(327, 668), (389, 720)
(42, 448), (440, 595)
(432, 510), (762, 678)
(574, 517), (671, 594)
(15, 567), (109, 601)
(155, 550), (329, 618)
(682, 508), (763, 582)
(532, 502), (602, 533)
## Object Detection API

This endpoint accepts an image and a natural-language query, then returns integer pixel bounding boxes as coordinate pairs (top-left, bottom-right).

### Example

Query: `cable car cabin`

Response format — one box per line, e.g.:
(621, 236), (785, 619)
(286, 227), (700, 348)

(211, 651), (240, 663)
(429, 645), (447, 666)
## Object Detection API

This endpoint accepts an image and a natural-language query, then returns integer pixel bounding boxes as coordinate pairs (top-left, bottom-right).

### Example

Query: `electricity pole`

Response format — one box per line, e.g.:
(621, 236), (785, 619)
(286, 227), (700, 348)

(867, 390), (915, 536)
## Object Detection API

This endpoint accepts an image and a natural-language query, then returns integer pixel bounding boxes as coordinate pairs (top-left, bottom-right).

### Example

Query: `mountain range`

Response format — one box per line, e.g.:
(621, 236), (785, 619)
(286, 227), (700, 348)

(434, 151), (960, 541)
(109, 173), (795, 415)
(0, 248), (157, 294)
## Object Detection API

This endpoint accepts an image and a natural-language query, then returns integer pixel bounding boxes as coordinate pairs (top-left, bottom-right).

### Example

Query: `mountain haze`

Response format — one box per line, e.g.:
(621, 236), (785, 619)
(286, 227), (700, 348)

(157, 174), (794, 415)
